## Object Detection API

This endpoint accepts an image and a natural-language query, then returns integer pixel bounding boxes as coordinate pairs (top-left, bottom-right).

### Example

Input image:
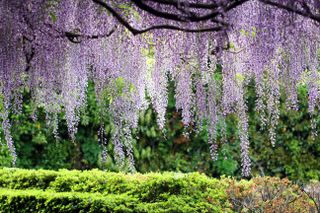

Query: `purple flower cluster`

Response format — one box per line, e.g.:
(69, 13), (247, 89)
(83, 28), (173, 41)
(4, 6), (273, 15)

(0, 0), (320, 175)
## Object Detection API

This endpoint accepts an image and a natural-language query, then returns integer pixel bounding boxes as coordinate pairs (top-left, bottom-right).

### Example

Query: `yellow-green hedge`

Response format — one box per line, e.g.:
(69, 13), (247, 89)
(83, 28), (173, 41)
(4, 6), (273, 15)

(0, 168), (232, 212)
(0, 168), (318, 212)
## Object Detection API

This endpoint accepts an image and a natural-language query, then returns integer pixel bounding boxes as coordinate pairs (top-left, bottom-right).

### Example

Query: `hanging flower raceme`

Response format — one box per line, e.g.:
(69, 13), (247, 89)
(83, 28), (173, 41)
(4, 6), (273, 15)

(0, 0), (320, 176)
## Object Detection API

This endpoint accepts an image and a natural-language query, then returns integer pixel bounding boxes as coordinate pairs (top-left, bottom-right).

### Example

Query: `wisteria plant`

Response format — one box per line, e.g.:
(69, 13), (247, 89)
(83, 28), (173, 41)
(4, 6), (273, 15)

(0, 0), (320, 176)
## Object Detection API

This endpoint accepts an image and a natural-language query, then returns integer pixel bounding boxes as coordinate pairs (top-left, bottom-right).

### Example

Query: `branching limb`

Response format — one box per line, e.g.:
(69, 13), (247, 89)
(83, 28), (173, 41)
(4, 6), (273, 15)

(142, 0), (221, 9)
(64, 26), (117, 43)
(131, 0), (224, 22)
(44, 23), (117, 43)
(92, 0), (225, 35)
(259, 0), (320, 23)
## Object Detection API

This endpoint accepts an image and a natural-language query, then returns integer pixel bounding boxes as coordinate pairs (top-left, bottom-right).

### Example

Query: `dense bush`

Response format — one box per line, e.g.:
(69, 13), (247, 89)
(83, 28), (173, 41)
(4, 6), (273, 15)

(226, 177), (315, 212)
(0, 168), (232, 212)
(0, 168), (319, 212)
(0, 189), (135, 213)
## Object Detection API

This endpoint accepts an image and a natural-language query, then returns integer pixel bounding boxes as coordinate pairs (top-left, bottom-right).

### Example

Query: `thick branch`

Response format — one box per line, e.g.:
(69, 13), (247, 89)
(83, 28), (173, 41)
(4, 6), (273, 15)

(132, 0), (248, 23)
(92, 0), (141, 34)
(64, 26), (117, 43)
(260, 0), (320, 23)
(136, 24), (223, 34)
(132, 0), (191, 22)
(92, 0), (224, 35)
(44, 22), (116, 43)
(132, 0), (221, 22)
(143, 0), (221, 9)
(93, 0), (319, 36)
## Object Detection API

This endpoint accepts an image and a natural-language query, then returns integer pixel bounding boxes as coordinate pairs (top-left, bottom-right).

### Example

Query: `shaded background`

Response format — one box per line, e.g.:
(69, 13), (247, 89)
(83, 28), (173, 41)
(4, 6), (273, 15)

(1, 72), (319, 183)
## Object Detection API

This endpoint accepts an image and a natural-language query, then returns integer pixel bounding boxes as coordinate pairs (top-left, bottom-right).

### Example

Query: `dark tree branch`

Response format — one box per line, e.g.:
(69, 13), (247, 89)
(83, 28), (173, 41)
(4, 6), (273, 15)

(25, 48), (34, 72)
(44, 22), (116, 43)
(225, 0), (250, 12)
(132, 0), (224, 22)
(132, 0), (191, 22)
(259, 0), (320, 23)
(301, 187), (320, 213)
(22, 36), (35, 73)
(92, 0), (319, 37)
(92, 0), (141, 35)
(92, 0), (225, 35)
(133, 0), (249, 23)
(143, 0), (221, 9)
(64, 26), (117, 43)
(135, 24), (223, 34)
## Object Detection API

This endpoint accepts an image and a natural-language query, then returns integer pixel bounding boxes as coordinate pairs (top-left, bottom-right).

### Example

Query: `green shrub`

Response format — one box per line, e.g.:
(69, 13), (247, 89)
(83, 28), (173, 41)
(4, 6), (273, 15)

(226, 177), (314, 212)
(0, 189), (136, 213)
(0, 168), (318, 212)
(0, 168), (57, 190)
(0, 168), (233, 213)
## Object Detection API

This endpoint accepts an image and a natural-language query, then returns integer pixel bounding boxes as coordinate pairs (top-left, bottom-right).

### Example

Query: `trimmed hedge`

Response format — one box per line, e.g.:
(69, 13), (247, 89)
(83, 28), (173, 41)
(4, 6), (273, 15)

(0, 189), (136, 213)
(0, 168), (233, 212)
(0, 168), (318, 212)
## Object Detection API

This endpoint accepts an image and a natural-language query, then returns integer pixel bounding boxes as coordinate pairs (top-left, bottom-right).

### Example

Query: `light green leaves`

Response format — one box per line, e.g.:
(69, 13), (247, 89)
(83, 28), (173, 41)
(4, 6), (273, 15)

(235, 73), (245, 85)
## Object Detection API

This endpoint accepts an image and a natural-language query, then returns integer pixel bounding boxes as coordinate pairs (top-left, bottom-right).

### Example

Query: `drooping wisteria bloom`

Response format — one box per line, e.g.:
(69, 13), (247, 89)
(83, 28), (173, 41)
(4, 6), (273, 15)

(0, 0), (320, 175)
